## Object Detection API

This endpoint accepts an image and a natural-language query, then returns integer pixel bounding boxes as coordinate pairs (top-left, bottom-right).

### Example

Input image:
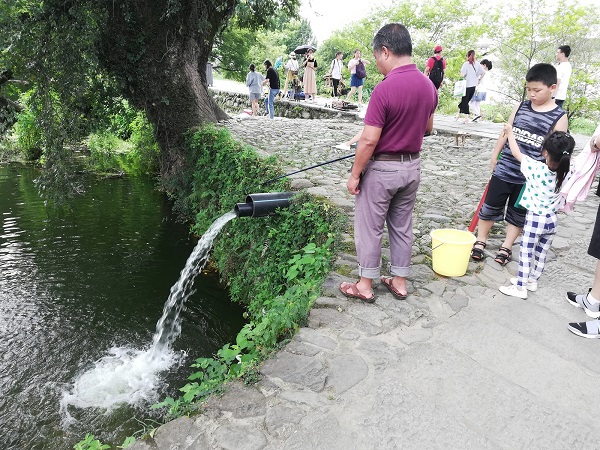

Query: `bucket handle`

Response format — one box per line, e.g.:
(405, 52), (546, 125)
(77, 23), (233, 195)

(432, 240), (475, 251)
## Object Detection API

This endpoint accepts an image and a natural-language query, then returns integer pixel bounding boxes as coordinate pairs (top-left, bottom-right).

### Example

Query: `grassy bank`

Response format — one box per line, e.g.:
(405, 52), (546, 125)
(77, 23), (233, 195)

(150, 124), (345, 417)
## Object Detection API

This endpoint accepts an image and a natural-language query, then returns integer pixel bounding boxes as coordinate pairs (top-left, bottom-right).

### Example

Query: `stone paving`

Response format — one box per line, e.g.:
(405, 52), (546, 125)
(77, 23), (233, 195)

(130, 87), (600, 449)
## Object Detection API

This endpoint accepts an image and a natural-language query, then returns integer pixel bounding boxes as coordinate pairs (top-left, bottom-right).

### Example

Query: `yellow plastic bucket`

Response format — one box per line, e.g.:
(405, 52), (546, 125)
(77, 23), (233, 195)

(430, 229), (476, 277)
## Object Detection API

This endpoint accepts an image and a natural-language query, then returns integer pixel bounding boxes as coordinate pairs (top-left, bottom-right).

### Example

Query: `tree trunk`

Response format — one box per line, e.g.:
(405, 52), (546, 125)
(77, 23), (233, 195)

(98, 0), (235, 182)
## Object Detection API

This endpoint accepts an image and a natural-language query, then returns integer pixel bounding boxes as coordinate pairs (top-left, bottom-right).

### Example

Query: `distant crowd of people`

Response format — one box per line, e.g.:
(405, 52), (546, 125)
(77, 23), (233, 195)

(244, 47), (375, 119)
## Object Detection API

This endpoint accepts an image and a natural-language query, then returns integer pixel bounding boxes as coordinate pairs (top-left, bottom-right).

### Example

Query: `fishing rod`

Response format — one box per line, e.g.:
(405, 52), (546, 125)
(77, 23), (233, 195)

(260, 153), (355, 187)
(229, 151), (355, 200)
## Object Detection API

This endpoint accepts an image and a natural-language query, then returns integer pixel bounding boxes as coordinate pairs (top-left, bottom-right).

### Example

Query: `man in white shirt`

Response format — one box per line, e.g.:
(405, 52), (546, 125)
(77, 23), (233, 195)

(555, 45), (572, 108)
(329, 51), (344, 97)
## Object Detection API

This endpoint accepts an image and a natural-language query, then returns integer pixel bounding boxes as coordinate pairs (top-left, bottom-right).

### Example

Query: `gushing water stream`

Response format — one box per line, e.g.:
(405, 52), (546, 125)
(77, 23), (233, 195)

(150, 211), (237, 357)
(61, 211), (237, 413)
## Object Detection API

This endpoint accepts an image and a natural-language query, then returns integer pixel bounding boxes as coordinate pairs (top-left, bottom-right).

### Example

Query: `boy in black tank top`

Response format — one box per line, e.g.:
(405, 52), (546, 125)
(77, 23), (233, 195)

(470, 63), (568, 266)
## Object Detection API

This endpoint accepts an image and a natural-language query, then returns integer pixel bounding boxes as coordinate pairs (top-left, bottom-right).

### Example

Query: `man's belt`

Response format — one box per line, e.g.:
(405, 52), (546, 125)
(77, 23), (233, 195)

(371, 152), (420, 162)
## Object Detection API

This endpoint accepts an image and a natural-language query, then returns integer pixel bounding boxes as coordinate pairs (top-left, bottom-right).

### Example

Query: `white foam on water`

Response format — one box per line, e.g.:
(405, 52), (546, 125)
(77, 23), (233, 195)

(61, 346), (181, 413)
(61, 211), (236, 413)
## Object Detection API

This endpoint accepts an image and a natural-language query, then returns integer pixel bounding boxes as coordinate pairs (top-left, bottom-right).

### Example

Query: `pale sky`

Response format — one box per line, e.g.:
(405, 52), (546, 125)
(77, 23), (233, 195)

(300, 0), (396, 45)
(300, 0), (597, 45)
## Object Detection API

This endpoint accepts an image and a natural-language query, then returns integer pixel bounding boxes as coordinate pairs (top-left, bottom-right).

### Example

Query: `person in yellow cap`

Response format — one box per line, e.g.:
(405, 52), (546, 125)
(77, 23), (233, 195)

(424, 45), (446, 90)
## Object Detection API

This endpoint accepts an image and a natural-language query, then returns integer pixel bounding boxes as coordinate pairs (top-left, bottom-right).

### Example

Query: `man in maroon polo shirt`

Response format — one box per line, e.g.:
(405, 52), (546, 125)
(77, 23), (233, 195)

(340, 23), (438, 303)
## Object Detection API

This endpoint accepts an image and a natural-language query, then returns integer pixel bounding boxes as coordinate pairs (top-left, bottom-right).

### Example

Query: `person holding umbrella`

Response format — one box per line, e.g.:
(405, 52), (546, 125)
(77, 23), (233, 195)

(302, 49), (318, 102)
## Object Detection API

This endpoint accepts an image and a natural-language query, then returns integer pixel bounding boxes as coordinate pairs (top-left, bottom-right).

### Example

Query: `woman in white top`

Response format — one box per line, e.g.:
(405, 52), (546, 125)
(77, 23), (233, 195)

(345, 49), (369, 105)
(456, 49), (484, 123)
(469, 59), (492, 122)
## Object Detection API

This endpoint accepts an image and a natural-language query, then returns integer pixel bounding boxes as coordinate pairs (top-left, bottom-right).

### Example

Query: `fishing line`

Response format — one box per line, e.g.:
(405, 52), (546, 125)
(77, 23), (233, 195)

(231, 152), (355, 198)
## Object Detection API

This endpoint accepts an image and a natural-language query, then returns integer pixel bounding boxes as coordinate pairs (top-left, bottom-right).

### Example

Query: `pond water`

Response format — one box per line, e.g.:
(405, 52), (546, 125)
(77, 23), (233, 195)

(0, 164), (246, 449)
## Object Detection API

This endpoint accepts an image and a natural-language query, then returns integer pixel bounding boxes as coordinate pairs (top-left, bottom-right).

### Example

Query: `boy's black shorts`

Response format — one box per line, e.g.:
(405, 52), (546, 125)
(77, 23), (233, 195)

(478, 175), (527, 229)
(588, 204), (600, 260)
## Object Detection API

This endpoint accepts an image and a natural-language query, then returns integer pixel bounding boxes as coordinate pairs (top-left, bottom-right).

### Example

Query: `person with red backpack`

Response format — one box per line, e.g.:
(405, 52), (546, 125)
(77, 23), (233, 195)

(424, 45), (446, 90)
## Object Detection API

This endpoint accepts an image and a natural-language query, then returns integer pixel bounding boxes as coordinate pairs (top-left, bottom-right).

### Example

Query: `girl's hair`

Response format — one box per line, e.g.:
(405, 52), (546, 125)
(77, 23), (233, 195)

(467, 49), (475, 64)
(543, 131), (575, 192)
(264, 59), (272, 68)
(480, 59), (492, 70)
(249, 64), (255, 71)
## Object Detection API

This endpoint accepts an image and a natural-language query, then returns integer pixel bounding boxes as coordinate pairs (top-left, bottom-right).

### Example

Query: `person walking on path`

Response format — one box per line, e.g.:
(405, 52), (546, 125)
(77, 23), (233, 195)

(555, 45), (572, 109)
(339, 23), (437, 303)
(345, 49), (370, 105)
(470, 63), (568, 266)
(245, 64), (265, 116)
(424, 45), (446, 90)
(262, 59), (280, 119)
(329, 51), (344, 97)
(302, 49), (318, 102)
(469, 59), (492, 122)
(455, 49), (484, 123)
(498, 127), (574, 299)
(282, 52), (299, 99)
(565, 133), (600, 338)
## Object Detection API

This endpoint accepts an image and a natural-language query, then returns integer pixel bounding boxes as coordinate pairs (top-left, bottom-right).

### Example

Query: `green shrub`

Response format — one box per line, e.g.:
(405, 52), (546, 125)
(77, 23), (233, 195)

(14, 107), (43, 161)
(73, 434), (110, 450)
(87, 131), (125, 172)
(125, 112), (159, 174)
(569, 116), (597, 136)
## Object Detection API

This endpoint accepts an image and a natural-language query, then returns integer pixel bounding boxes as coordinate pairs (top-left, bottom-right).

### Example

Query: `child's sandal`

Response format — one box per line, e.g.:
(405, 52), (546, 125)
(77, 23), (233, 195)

(471, 241), (486, 261)
(494, 247), (512, 266)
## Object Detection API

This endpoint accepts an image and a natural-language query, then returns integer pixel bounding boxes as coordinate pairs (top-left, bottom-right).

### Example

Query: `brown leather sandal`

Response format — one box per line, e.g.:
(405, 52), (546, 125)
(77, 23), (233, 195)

(494, 247), (512, 266)
(471, 241), (486, 261)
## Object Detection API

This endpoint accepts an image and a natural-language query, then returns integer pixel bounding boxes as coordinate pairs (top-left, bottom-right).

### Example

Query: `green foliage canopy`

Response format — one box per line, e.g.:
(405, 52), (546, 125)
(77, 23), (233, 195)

(0, 0), (300, 202)
(486, 0), (600, 120)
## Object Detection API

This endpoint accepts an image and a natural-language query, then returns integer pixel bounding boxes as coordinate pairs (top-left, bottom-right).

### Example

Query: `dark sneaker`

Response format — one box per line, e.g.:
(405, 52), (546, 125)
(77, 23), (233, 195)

(567, 319), (600, 339)
(565, 291), (600, 318)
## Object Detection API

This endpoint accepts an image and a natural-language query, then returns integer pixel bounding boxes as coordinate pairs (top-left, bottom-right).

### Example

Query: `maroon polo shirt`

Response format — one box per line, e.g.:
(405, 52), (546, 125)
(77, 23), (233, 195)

(364, 64), (438, 154)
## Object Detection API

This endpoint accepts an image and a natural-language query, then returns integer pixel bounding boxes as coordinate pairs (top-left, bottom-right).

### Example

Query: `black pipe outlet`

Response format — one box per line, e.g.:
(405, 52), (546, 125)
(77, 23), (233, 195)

(234, 192), (295, 218)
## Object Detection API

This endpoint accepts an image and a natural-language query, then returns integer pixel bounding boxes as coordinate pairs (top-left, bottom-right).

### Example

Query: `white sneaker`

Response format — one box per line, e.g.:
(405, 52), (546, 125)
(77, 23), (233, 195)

(499, 284), (528, 299)
(510, 277), (538, 292)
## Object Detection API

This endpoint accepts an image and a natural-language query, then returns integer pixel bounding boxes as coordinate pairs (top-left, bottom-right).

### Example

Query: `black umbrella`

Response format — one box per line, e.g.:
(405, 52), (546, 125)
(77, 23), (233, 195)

(293, 44), (316, 55)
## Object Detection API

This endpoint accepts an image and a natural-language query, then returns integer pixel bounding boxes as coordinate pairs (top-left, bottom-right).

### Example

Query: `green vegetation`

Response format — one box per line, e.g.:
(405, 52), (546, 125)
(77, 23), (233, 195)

(152, 124), (345, 418)
(73, 434), (135, 450)
(86, 112), (159, 175)
(73, 434), (110, 450)
(214, 16), (315, 83)
(0, 0), (300, 202)
(487, 0), (600, 121)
